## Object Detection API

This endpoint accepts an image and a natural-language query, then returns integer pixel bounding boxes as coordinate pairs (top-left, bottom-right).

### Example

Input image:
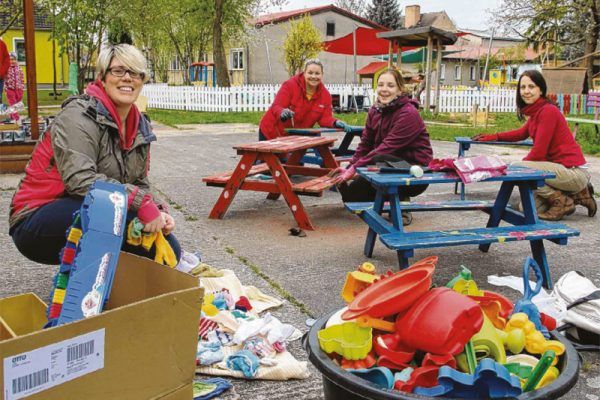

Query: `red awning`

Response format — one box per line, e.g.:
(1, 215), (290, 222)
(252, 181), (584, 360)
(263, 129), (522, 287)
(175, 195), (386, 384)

(323, 27), (416, 56)
(357, 61), (388, 75)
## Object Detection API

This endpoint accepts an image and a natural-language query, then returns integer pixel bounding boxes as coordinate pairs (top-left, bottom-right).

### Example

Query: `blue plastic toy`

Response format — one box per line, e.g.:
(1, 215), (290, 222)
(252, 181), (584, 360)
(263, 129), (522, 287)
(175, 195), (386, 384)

(512, 257), (549, 338)
(413, 358), (522, 398)
(347, 367), (395, 390)
(54, 181), (127, 325)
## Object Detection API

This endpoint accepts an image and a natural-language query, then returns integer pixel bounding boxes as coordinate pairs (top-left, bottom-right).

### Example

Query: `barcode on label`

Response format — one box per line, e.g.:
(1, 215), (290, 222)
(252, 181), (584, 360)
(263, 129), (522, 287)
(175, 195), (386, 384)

(12, 368), (49, 394)
(67, 340), (95, 363)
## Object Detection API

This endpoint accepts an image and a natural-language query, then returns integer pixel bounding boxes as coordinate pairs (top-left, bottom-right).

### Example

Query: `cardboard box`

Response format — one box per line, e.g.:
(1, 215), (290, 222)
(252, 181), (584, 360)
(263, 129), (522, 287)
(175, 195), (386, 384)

(0, 252), (203, 400)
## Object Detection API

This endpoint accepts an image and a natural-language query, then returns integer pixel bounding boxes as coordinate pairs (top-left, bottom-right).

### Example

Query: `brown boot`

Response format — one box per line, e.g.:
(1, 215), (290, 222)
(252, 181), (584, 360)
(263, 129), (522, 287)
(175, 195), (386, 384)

(571, 183), (597, 217)
(538, 191), (575, 221)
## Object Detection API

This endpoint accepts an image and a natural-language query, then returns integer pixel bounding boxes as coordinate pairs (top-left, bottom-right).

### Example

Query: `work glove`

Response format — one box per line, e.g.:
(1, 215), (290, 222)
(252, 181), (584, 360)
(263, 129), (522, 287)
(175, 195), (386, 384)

(472, 133), (499, 142)
(335, 120), (354, 133)
(329, 165), (356, 184)
(280, 108), (295, 122)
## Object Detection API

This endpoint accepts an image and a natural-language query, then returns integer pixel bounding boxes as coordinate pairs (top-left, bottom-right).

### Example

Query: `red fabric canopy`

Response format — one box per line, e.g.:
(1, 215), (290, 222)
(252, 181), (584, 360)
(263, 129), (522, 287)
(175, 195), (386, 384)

(323, 27), (416, 56)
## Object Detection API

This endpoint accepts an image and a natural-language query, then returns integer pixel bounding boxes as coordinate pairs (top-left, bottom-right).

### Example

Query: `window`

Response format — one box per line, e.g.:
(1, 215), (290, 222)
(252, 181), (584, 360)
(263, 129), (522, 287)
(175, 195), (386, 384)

(469, 66), (476, 81)
(170, 56), (181, 71)
(454, 65), (461, 81)
(480, 67), (485, 80)
(13, 38), (26, 63)
(440, 64), (445, 81)
(326, 21), (335, 36)
(231, 49), (244, 70)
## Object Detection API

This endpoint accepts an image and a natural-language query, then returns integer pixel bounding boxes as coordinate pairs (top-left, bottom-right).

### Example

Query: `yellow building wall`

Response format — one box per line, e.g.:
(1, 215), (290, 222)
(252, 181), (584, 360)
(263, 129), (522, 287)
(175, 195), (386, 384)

(2, 29), (69, 85)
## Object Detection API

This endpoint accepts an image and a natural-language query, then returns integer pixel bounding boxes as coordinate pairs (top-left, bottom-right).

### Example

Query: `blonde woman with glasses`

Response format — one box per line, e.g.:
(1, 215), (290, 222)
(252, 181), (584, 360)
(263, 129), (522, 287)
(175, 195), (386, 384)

(9, 44), (181, 265)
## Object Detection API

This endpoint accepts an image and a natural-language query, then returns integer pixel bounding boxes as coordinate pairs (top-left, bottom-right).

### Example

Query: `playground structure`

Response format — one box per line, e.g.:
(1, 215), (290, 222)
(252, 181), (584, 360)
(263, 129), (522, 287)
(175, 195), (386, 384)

(189, 61), (216, 87)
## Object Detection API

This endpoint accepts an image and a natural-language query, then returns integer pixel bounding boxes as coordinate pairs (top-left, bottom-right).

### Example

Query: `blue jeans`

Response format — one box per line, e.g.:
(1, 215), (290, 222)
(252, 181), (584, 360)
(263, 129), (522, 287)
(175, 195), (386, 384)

(10, 197), (181, 265)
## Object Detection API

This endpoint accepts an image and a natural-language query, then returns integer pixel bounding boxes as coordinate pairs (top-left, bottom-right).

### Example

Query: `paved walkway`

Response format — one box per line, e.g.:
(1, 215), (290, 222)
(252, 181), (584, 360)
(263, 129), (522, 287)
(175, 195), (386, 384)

(1, 122), (598, 399)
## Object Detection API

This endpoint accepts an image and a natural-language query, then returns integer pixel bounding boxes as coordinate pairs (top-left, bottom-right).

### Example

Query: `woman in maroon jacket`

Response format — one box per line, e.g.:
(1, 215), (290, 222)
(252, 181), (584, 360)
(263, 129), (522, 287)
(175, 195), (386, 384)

(330, 68), (433, 225)
(473, 70), (595, 221)
(258, 59), (352, 140)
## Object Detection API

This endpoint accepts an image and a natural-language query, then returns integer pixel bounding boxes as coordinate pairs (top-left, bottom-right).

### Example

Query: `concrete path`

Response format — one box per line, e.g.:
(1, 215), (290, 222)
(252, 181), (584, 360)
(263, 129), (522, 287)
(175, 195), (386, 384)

(1, 122), (598, 399)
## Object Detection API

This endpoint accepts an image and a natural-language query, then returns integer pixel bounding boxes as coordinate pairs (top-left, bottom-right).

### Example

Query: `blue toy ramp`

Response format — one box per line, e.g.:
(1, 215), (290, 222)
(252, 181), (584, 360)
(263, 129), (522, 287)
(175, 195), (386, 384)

(57, 181), (127, 325)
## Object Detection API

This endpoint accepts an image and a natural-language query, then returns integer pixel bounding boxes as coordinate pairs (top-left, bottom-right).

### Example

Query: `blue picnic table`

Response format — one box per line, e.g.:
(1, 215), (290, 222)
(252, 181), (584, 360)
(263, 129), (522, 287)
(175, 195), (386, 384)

(454, 136), (534, 200)
(346, 165), (580, 289)
(285, 126), (363, 165)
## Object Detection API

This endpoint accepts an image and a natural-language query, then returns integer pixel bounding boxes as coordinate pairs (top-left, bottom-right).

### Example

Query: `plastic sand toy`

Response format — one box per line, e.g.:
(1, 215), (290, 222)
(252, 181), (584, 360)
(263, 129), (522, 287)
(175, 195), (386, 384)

(395, 287), (484, 355)
(318, 322), (373, 360)
(342, 258), (436, 320)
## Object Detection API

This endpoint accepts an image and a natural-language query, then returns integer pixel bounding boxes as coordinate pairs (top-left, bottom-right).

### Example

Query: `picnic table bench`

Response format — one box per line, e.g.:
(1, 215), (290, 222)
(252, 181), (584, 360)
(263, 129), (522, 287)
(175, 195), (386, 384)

(454, 136), (533, 200)
(285, 126), (363, 166)
(203, 135), (340, 230)
(346, 166), (580, 289)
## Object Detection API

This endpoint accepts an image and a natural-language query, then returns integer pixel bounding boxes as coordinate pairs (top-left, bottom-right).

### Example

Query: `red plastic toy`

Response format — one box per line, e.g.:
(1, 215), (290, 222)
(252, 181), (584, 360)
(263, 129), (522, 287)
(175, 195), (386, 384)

(394, 365), (440, 393)
(342, 257), (436, 320)
(373, 333), (415, 370)
(395, 287), (484, 355)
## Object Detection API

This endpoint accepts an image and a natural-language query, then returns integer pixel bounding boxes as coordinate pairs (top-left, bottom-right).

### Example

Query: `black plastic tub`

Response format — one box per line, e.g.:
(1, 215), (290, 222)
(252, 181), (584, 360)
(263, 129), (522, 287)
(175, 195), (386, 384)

(304, 310), (580, 400)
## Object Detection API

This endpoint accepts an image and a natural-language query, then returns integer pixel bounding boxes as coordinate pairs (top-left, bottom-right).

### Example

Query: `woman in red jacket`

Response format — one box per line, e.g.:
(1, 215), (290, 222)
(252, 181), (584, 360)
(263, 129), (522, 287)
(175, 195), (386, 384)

(473, 70), (595, 221)
(258, 59), (352, 140)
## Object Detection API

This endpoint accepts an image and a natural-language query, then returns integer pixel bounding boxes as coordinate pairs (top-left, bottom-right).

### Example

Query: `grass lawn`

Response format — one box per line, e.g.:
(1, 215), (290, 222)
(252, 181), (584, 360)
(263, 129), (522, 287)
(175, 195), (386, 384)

(148, 108), (599, 156)
(2, 89), (69, 108)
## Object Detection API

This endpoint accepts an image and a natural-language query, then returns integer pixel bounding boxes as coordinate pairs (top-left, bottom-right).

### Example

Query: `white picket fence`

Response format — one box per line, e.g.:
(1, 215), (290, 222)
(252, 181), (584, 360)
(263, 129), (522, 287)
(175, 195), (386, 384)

(142, 84), (375, 112)
(422, 87), (517, 113)
(142, 84), (518, 113)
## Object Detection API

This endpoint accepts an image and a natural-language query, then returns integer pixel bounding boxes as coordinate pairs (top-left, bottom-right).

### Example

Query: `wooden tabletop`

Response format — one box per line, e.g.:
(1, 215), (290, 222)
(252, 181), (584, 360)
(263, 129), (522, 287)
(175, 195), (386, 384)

(234, 135), (337, 153)
(357, 166), (555, 187)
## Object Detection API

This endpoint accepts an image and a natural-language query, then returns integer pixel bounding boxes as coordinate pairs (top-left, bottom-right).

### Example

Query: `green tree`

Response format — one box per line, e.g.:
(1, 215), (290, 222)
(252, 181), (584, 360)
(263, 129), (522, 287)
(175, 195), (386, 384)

(0, 0), (22, 37)
(212, 0), (255, 87)
(282, 15), (323, 76)
(42, 0), (111, 92)
(493, 0), (599, 89)
(365, 0), (402, 29)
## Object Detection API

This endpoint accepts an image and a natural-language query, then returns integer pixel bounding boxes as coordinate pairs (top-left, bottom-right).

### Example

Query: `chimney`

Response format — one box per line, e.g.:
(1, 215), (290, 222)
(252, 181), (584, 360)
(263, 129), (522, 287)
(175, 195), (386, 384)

(405, 5), (421, 28)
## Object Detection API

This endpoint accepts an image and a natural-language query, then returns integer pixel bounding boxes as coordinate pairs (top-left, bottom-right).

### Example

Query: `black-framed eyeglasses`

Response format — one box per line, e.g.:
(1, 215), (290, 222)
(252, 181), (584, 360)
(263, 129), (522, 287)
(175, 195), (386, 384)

(107, 67), (144, 80)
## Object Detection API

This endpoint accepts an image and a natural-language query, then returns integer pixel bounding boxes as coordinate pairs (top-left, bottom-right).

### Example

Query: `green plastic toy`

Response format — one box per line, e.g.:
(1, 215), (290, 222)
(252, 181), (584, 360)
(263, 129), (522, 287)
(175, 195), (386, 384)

(318, 322), (372, 360)
(503, 363), (533, 380)
(445, 265), (472, 288)
(523, 350), (555, 392)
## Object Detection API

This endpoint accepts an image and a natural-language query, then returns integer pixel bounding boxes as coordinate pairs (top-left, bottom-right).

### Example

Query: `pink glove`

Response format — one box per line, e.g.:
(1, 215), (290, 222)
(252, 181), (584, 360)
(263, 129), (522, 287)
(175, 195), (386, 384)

(332, 165), (356, 184)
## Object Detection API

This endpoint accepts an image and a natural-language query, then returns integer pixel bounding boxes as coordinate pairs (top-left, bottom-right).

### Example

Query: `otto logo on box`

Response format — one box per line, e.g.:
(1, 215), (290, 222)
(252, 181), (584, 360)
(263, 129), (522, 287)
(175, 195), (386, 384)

(11, 355), (27, 366)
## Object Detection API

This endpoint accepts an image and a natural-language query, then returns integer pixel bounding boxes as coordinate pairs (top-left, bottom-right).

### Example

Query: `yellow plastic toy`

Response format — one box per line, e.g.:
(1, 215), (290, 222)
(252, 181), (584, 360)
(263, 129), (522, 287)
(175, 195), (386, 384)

(318, 322), (373, 360)
(341, 262), (378, 303)
(504, 313), (565, 364)
(201, 293), (219, 316)
(452, 278), (484, 296)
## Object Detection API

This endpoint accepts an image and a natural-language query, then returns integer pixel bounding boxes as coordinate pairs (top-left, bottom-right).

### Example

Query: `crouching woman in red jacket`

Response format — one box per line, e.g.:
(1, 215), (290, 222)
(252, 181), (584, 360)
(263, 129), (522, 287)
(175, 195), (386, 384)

(329, 68), (433, 225)
(258, 59), (352, 140)
(473, 70), (595, 221)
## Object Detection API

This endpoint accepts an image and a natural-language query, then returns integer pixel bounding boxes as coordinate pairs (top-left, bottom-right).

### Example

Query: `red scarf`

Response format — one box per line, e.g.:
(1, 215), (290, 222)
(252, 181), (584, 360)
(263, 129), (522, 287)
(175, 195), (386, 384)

(85, 80), (140, 151)
(521, 97), (549, 117)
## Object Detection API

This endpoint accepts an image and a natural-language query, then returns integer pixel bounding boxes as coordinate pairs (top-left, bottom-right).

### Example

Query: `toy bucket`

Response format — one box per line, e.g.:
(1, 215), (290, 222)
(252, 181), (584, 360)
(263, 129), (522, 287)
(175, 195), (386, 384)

(304, 309), (579, 400)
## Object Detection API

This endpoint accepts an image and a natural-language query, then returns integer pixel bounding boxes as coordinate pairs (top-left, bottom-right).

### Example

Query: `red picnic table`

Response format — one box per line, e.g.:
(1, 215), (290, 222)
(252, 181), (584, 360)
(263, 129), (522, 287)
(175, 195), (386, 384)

(203, 135), (340, 230)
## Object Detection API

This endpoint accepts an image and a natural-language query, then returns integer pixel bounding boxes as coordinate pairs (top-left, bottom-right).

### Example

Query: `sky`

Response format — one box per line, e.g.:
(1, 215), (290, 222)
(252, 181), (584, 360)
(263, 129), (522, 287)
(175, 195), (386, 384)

(271, 0), (503, 31)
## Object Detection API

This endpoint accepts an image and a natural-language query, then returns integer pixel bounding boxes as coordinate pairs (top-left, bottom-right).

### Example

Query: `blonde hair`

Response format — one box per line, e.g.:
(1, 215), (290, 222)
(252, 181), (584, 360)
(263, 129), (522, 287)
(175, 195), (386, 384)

(96, 44), (149, 83)
(303, 58), (324, 72)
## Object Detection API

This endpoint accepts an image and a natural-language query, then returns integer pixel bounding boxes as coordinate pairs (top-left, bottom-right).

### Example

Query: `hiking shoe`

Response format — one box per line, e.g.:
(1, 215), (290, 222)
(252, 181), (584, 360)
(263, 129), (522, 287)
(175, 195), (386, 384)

(539, 191), (575, 221)
(570, 183), (597, 217)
